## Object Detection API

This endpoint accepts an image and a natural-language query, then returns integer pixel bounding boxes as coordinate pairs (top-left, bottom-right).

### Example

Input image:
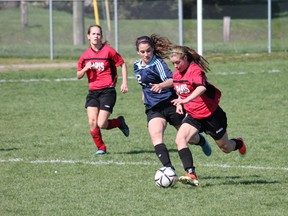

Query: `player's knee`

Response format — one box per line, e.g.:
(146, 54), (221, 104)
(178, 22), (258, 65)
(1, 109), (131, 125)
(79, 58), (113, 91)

(220, 146), (230, 153)
(97, 122), (106, 129)
(188, 136), (198, 145)
(175, 137), (187, 149)
(89, 119), (97, 128)
(218, 143), (232, 153)
(175, 137), (180, 145)
(216, 139), (232, 153)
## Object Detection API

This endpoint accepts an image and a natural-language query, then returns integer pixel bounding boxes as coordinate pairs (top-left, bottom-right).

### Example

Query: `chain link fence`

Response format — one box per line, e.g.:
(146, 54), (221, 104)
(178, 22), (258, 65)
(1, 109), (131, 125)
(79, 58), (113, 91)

(0, 0), (287, 59)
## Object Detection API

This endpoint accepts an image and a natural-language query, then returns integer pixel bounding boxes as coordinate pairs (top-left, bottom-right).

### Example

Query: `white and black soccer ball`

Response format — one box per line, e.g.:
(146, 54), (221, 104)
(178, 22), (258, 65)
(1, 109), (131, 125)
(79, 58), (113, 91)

(154, 167), (178, 188)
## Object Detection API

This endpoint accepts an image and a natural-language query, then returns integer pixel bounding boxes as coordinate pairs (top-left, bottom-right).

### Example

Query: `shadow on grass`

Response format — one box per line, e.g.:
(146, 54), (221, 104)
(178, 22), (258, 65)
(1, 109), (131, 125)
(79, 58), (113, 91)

(0, 147), (20, 151)
(202, 175), (243, 180)
(201, 175), (281, 187)
(116, 150), (155, 154)
(117, 148), (178, 154)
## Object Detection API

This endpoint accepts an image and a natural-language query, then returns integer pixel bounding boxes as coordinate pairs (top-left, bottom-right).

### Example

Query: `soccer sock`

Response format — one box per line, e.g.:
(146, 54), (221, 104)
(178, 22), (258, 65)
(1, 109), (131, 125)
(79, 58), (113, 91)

(106, 118), (121, 130)
(232, 138), (243, 151)
(90, 128), (106, 151)
(154, 143), (173, 168)
(178, 148), (195, 173)
(196, 134), (205, 146)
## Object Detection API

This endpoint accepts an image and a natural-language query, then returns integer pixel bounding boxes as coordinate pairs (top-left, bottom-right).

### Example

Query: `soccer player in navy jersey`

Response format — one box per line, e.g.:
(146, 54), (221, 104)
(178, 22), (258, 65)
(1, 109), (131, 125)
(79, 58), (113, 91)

(133, 34), (212, 171)
(77, 25), (129, 155)
(169, 45), (247, 186)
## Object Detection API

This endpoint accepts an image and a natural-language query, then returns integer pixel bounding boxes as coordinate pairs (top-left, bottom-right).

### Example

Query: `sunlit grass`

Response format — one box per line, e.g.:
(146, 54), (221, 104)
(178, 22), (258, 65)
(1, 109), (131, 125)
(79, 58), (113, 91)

(0, 57), (288, 215)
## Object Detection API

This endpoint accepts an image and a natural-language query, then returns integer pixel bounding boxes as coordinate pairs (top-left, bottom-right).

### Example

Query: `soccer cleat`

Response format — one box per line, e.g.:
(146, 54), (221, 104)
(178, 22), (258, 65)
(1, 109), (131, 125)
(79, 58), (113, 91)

(179, 173), (199, 187)
(118, 116), (129, 137)
(95, 150), (106, 155)
(199, 134), (212, 156)
(237, 137), (246, 155)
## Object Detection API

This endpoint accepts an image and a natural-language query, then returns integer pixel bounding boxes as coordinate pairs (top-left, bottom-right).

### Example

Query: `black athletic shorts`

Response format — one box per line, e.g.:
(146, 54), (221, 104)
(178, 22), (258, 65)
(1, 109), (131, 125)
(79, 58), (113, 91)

(85, 87), (116, 113)
(146, 100), (185, 126)
(182, 106), (227, 140)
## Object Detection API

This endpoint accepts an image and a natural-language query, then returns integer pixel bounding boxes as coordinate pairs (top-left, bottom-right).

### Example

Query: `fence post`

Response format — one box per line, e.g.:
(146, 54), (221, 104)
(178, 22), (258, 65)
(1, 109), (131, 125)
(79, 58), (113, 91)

(73, 0), (85, 45)
(223, 16), (230, 42)
(21, 0), (28, 28)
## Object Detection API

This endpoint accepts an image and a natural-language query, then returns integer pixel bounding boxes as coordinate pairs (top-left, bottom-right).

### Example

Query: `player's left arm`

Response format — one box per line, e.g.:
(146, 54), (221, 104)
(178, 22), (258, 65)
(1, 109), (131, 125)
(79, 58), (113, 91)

(120, 62), (128, 93)
(150, 78), (173, 93)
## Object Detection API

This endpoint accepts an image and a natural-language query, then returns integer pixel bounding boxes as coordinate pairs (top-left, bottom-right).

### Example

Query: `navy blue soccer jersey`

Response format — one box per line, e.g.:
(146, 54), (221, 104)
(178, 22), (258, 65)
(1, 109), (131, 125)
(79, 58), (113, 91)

(134, 56), (177, 109)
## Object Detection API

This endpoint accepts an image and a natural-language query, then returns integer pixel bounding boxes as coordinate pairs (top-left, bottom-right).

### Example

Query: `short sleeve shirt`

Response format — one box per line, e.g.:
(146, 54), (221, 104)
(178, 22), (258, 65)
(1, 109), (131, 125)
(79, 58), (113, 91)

(134, 56), (177, 109)
(78, 45), (124, 90)
(173, 64), (221, 119)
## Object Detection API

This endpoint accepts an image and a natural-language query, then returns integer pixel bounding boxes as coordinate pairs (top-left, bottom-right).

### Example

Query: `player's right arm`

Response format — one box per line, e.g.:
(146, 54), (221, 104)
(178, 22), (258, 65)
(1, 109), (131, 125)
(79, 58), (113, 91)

(77, 61), (92, 79)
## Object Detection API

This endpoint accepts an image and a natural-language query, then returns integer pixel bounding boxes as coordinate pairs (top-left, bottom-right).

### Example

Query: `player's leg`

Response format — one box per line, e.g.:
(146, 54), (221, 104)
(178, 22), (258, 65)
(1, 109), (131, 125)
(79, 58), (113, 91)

(169, 104), (211, 156)
(97, 88), (129, 137)
(215, 132), (246, 155)
(97, 110), (129, 137)
(148, 117), (167, 145)
(187, 133), (212, 156)
(176, 123), (199, 186)
(148, 117), (174, 169)
(215, 132), (235, 153)
(97, 109), (111, 129)
(206, 106), (246, 155)
(87, 107), (106, 154)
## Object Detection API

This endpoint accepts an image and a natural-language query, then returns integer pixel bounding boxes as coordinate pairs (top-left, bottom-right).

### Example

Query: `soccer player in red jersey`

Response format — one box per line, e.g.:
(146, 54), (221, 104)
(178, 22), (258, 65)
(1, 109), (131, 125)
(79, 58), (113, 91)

(169, 45), (247, 186)
(77, 24), (129, 155)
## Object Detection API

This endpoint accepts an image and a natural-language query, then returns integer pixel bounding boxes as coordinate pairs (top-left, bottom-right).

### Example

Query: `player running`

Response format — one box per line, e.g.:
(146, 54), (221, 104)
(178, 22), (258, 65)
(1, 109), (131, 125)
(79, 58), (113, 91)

(134, 34), (212, 171)
(169, 45), (247, 186)
(77, 24), (129, 155)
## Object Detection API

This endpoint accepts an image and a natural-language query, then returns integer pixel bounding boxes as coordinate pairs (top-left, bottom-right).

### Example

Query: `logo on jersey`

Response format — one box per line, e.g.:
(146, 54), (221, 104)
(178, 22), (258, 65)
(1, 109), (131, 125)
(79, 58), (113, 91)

(136, 74), (151, 88)
(91, 62), (104, 71)
(216, 128), (223, 134)
(175, 84), (190, 94)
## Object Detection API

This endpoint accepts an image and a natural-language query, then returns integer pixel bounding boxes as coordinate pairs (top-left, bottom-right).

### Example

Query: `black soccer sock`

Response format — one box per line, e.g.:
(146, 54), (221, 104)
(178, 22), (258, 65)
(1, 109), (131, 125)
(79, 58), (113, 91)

(154, 143), (173, 168)
(232, 138), (243, 151)
(196, 134), (205, 146)
(178, 148), (195, 173)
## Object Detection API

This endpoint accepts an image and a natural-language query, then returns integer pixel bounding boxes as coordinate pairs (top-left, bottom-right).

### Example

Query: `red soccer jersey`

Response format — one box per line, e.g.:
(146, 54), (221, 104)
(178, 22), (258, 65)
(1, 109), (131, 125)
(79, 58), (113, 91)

(77, 45), (124, 90)
(173, 64), (221, 119)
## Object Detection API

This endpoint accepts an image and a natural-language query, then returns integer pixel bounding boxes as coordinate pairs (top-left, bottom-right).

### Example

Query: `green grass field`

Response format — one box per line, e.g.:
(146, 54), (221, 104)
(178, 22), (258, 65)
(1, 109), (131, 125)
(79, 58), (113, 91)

(0, 54), (287, 215)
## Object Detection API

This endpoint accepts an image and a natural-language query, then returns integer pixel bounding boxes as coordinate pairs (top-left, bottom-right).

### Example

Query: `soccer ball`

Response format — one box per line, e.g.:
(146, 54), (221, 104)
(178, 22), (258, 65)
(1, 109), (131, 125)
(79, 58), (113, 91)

(154, 167), (178, 188)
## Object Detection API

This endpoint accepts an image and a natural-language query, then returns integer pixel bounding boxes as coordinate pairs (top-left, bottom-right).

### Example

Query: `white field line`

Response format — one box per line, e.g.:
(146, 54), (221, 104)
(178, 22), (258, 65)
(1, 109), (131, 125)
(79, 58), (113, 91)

(211, 69), (281, 76)
(0, 158), (287, 171)
(0, 77), (79, 83)
(0, 69), (282, 84)
(0, 63), (76, 71)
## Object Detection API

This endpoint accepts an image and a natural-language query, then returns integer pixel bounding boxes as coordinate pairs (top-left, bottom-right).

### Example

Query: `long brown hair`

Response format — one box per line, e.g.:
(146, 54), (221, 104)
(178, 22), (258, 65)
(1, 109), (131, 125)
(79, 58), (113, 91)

(135, 34), (173, 59)
(169, 46), (210, 72)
